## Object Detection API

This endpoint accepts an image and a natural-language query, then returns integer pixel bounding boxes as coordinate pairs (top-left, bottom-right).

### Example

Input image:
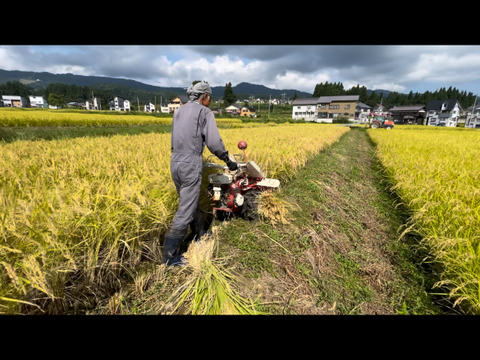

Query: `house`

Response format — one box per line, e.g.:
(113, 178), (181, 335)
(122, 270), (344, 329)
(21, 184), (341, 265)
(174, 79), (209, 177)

(85, 97), (101, 110)
(29, 96), (48, 108)
(355, 102), (371, 123)
(110, 96), (130, 111)
(317, 95), (359, 122)
(291, 98), (317, 121)
(240, 106), (256, 118)
(2, 95), (28, 107)
(389, 104), (426, 125)
(292, 95), (359, 122)
(225, 104), (242, 115)
(372, 103), (387, 116)
(144, 102), (155, 112)
(67, 102), (85, 108)
(465, 103), (480, 128)
(168, 95), (189, 113)
(425, 99), (462, 127)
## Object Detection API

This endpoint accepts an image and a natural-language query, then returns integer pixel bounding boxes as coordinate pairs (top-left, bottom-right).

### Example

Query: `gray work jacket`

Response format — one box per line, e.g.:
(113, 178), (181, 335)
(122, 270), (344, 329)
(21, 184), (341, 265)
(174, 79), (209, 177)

(171, 101), (227, 165)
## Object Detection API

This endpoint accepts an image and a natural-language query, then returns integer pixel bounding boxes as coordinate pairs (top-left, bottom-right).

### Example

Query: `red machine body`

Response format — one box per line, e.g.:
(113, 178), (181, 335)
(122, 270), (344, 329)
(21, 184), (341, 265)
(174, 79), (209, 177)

(203, 141), (280, 220)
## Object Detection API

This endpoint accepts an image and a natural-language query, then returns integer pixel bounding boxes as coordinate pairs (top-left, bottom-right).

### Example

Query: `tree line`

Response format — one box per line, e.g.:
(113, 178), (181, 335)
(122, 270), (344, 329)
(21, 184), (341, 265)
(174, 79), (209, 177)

(2, 79), (478, 111)
(311, 81), (477, 109)
(0, 80), (246, 110)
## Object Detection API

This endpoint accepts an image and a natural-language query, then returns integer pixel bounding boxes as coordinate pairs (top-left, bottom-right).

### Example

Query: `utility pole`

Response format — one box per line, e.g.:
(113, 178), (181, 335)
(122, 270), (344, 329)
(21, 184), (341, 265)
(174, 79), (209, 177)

(468, 95), (477, 128)
(268, 94), (271, 118)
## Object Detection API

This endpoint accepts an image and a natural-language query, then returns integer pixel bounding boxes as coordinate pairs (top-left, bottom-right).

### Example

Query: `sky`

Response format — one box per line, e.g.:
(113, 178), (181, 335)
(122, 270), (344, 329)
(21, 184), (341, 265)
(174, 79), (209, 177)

(1, 45), (480, 95)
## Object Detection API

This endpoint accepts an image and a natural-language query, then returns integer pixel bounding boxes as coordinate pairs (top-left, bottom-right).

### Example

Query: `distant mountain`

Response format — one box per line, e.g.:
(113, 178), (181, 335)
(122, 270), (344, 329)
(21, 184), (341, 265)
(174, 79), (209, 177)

(0, 69), (185, 93)
(0, 69), (312, 99)
(367, 89), (392, 98)
(212, 82), (311, 99)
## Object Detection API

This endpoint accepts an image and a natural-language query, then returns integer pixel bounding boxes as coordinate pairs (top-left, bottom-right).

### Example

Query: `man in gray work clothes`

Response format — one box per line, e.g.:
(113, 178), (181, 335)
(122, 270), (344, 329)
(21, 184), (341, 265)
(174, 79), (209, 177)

(163, 81), (238, 266)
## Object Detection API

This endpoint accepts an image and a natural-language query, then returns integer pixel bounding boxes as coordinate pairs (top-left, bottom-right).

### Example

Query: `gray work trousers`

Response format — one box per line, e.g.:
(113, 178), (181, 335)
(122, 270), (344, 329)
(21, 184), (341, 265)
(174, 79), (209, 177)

(168, 155), (203, 233)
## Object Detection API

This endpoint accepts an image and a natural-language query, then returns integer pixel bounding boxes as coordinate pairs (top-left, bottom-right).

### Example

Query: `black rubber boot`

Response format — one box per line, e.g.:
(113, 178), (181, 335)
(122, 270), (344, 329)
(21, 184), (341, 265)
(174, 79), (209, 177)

(179, 208), (207, 253)
(190, 207), (206, 242)
(162, 228), (187, 266)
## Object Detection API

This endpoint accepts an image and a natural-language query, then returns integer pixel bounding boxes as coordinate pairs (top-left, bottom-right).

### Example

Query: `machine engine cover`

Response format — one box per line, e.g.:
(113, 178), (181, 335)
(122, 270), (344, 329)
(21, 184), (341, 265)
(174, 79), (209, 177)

(209, 173), (233, 185)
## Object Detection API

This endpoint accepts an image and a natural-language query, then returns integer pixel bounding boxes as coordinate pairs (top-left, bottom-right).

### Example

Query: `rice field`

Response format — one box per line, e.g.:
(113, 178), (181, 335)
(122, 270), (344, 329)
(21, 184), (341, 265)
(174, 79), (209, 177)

(0, 108), (349, 314)
(12, 107), (480, 314)
(0, 108), (264, 129)
(0, 107), (173, 127)
(367, 126), (480, 314)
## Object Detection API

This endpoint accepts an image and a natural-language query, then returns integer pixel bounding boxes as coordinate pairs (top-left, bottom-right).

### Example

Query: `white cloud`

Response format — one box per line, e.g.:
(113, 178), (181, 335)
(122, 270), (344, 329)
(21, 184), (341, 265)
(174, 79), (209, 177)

(2, 45), (480, 94)
(44, 65), (91, 75)
(370, 82), (406, 92)
(407, 51), (480, 83)
(149, 55), (269, 88)
(274, 71), (330, 92)
(0, 47), (31, 71)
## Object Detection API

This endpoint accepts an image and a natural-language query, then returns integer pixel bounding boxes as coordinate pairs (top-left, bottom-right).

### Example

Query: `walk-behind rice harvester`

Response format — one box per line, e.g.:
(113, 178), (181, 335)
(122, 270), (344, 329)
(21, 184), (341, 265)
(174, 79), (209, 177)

(203, 140), (280, 221)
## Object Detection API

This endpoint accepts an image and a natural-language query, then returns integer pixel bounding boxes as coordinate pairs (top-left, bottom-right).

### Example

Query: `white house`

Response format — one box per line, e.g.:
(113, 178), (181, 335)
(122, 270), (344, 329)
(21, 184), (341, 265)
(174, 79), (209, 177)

(144, 102), (155, 112)
(355, 102), (371, 123)
(426, 99), (462, 127)
(372, 103), (387, 116)
(29, 96), (48, 108)
(2, 95), (28, 107)
(110, 96), (130, 111)
(225, 104), (242, 115)
(291, 98), (317, 121)
(85, 97), (101, 110)
(465, 103), (480, 128)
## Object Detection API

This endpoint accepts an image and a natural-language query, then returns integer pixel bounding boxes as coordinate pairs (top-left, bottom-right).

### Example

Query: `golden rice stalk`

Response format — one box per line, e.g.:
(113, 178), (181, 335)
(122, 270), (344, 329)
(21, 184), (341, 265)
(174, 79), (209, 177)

(22, 254), (56, 300)
(258, 191), (297, 226)
(367, 126), (480, 314)
(0, 121), (348, 313)
(0, 296), (45, 314)
(164, 227), (259, 315)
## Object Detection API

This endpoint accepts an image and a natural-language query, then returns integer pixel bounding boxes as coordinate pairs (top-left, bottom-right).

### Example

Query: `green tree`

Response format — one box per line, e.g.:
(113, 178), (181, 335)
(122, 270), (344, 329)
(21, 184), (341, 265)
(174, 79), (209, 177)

(347, 84), (368, 103)
(223, 82), (236, 106)
(313, 81), (345, 97)
(0, 81), (32, 99)
(48, 93), (65, 107)
(367, 91), (379, 108)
